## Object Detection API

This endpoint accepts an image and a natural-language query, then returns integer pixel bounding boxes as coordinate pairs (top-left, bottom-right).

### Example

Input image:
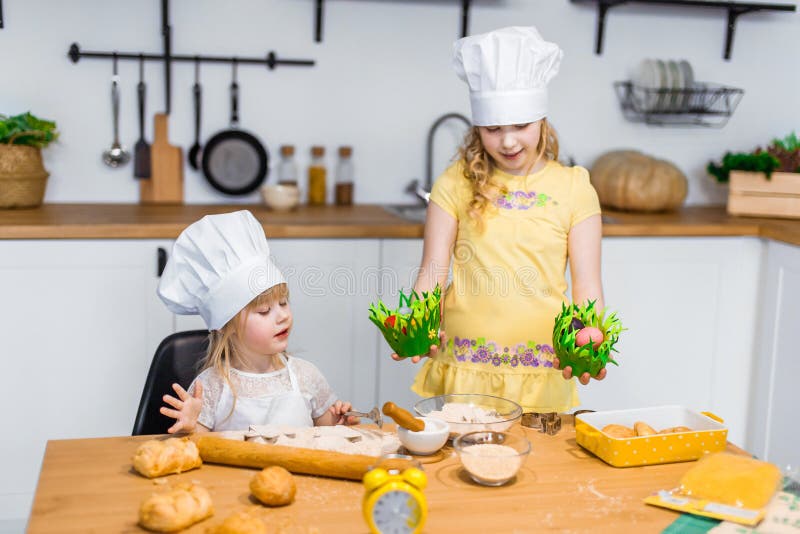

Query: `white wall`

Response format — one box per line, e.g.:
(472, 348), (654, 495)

(1, 0), (798, 206)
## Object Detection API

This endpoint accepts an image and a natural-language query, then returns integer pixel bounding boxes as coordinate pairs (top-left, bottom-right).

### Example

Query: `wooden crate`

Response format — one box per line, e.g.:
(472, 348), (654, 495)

(727, 171), (800, 219)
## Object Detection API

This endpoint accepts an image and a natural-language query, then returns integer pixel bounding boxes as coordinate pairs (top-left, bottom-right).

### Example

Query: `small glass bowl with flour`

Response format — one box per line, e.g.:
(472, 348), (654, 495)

(453, 431), (531, 486)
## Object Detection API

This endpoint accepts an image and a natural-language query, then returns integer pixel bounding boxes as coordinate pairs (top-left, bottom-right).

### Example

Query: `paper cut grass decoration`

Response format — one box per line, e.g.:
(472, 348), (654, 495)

(552, 300), (624, 378)
(369, 286), (442, 358)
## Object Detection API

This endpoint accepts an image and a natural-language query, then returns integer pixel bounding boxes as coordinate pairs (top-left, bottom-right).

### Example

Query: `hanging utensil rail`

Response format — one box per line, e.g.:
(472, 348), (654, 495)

(68, 45), (315, 69)
(66, 0), (314, 115)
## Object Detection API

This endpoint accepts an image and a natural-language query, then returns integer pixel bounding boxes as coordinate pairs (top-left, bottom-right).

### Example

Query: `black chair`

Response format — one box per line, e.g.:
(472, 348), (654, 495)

(132, 330), (209, 435)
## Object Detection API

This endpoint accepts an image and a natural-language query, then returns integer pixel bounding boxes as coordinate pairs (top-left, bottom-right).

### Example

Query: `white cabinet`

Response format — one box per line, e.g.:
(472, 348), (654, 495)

(0, 239), (173, 523)
(749, 240), (800, 468)
(577, 237), (762, 447)
(175, 239), (382, 411)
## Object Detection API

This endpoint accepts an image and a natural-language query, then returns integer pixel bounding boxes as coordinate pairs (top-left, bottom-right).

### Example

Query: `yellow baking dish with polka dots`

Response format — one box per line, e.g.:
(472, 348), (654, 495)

(575, 406), (728, 468)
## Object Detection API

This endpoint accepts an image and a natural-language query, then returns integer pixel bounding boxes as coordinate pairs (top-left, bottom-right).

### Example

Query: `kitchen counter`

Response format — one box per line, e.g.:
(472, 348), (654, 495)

(27, 418), (747, 533)
(0, 204), (799, 245)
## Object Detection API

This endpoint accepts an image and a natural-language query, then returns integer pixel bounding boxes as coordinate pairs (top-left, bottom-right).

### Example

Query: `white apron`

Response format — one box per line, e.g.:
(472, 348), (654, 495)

(213, 354), (314, 431)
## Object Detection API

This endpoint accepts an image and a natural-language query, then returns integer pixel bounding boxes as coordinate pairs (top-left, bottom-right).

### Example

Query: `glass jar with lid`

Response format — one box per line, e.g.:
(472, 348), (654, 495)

(277, 145), (298, 187)
(308, 145), (327, 206)
(335, 146), (354, 206)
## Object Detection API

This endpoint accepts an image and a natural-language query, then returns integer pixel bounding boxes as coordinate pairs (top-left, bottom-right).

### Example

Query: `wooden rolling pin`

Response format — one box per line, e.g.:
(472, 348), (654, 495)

(383, 402), (425, 432)
(196, 436), (414, 481)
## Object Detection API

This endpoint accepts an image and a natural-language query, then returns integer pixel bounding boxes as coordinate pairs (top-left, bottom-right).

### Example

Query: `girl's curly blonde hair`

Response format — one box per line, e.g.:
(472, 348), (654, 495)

(459, 119), (560, 231)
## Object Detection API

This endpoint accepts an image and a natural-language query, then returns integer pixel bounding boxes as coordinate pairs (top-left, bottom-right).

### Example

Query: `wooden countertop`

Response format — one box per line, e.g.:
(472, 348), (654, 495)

(27, 419), (746, 533)
(0, 204), (799, 245)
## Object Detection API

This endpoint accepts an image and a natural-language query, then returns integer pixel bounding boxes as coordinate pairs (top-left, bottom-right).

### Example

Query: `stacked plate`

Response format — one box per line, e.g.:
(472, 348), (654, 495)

(632, 59), (695, 112)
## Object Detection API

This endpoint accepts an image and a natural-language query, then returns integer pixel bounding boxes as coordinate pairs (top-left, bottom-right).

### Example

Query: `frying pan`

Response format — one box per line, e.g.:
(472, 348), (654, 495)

(202, 60), (268, 195)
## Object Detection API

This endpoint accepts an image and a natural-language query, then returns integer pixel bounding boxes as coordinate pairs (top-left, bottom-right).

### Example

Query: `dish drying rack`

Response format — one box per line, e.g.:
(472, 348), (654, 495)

(613, 81), (744, 127)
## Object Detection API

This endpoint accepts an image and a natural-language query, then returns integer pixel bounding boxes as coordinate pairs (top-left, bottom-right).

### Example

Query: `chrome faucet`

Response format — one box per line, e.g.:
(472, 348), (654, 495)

(407, 112), (471, 204)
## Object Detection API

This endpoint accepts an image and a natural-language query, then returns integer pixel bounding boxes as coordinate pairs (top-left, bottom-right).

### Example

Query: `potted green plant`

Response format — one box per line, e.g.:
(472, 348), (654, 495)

(0, 112), (59, 208)
(708, 132), (800, 219)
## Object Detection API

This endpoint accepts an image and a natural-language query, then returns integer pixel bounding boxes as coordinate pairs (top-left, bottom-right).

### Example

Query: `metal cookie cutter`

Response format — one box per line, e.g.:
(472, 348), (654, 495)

(521, 412), (543, 429)
(540, 412), (561, 435)
(344, 407), (383, 428)
(522, 412), (562, 435)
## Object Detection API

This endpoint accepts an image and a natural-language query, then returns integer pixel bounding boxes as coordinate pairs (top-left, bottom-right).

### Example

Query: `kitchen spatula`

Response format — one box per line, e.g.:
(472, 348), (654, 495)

(133, 58), (151, 179)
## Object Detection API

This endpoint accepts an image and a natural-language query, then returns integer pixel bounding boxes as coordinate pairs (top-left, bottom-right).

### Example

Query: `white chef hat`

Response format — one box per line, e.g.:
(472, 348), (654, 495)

(157, 210), (286, 331)
(452, 26), (563, 126)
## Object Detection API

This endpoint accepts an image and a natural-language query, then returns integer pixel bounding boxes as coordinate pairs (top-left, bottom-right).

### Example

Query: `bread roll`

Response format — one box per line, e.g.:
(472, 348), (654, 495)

(250, 466), (296, 506)
(138, 483), (213, 532)
(210, 509), (267, 534)
(602, 424), (635, 439)
(133, 438), (202, 479)
(658, 426), (693, 434)
(634, 421), (657, 437)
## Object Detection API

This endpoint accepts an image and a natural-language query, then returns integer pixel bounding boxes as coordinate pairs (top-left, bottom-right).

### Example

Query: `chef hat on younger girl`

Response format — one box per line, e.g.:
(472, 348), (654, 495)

(157, 210), (286, 331)
(452, 26), (563, 126)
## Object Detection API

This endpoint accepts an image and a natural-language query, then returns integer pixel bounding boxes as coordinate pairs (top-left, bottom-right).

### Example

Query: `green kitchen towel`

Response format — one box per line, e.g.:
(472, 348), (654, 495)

(662, 514), (720, 533)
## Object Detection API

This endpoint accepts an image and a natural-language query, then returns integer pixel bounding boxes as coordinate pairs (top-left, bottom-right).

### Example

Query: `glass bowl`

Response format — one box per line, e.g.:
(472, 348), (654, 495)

(413, 394), (523, 438)
(453, 431), (531, 486)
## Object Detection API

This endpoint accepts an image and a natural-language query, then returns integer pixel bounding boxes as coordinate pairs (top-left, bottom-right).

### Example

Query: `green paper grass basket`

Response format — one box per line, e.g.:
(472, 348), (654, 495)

(369, 286), (441, 358)
(552, 300), (624, 377)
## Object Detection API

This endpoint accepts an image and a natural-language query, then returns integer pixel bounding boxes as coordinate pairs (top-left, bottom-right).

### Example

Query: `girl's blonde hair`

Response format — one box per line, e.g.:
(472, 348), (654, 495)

(201, 282), (290, 422)
(460, 119), (559, 231)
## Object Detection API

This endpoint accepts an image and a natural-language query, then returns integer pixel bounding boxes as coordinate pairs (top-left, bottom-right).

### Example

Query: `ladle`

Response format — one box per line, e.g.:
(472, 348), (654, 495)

(102, 54), (130, 168)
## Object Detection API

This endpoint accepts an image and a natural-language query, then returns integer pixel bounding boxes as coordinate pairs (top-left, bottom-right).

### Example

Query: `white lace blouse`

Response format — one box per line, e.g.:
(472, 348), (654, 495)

(188, 356), (337, 430)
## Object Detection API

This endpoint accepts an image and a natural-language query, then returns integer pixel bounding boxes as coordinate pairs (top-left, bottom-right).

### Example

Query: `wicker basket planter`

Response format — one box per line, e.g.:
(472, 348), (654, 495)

(0, 144), (49, 208)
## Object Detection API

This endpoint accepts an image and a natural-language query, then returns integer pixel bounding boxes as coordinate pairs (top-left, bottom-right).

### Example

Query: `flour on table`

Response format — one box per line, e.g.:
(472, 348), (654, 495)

(242, 425), (400, 456)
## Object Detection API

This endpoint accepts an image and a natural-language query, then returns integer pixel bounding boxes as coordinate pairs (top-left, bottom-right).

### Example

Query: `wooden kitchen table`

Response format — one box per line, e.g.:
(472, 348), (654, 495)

(28, 418), (742, 533)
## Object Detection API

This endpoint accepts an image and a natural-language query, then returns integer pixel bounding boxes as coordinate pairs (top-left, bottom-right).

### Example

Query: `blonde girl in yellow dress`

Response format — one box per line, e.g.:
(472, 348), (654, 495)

(394, 26), (607, 414)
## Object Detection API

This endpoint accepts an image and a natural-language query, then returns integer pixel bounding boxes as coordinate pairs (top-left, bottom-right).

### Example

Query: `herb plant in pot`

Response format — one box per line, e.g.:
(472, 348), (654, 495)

(0, 112), (59, 208)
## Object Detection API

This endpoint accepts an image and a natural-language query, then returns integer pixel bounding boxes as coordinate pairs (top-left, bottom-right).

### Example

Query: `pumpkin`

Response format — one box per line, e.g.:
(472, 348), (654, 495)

(590, 150), (688, 212)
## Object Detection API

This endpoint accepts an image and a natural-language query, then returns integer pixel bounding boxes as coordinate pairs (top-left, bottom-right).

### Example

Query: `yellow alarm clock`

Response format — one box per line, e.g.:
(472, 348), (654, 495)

(362, 465), (428, 534)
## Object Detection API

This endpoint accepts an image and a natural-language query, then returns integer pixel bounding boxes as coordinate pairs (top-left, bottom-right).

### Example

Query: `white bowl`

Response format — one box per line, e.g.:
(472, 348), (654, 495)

(261, 184), (300, 211)
(396, 417), (449, 455)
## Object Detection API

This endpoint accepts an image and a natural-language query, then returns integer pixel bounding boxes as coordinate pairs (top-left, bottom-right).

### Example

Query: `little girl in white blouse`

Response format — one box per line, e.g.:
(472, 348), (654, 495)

(156, 210), (357, 433)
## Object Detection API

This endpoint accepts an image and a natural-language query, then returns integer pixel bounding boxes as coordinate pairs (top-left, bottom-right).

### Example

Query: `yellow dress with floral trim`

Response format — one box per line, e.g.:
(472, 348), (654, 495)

(411, 160), (601, 413)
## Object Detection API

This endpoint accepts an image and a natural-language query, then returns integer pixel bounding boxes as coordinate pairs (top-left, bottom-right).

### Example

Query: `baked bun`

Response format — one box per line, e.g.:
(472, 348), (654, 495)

(138, 483), (213, 532)
(250, 466), (296, 507)
(634, 421), (657, 437)
(602, 424), (635, 439)
(133, 438), (202, 479)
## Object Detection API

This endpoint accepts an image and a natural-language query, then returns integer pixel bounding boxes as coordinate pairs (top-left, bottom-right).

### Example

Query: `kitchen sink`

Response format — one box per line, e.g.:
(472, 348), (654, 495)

(384, 204), (618, 225)
(382, 204), (428, 223)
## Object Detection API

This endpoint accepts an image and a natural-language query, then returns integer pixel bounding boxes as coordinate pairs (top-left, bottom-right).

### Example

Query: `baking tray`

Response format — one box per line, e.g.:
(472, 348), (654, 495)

(575, 405), (728, 468)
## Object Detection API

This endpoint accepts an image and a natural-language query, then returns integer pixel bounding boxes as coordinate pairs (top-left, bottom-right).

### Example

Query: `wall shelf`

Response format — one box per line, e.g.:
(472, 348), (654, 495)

(571, 0), (796, 60)
(313, 0), (473, 42)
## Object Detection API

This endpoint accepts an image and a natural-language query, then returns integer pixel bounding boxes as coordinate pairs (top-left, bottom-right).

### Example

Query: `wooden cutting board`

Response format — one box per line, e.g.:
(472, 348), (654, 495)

(140, 113), (183, 204)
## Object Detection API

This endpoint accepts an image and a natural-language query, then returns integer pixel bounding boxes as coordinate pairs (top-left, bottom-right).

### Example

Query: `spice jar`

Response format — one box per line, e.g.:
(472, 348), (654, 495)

(307, 146), (327, 206)
(277, 145), (298, 186)
(335, 146), (354, 206)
